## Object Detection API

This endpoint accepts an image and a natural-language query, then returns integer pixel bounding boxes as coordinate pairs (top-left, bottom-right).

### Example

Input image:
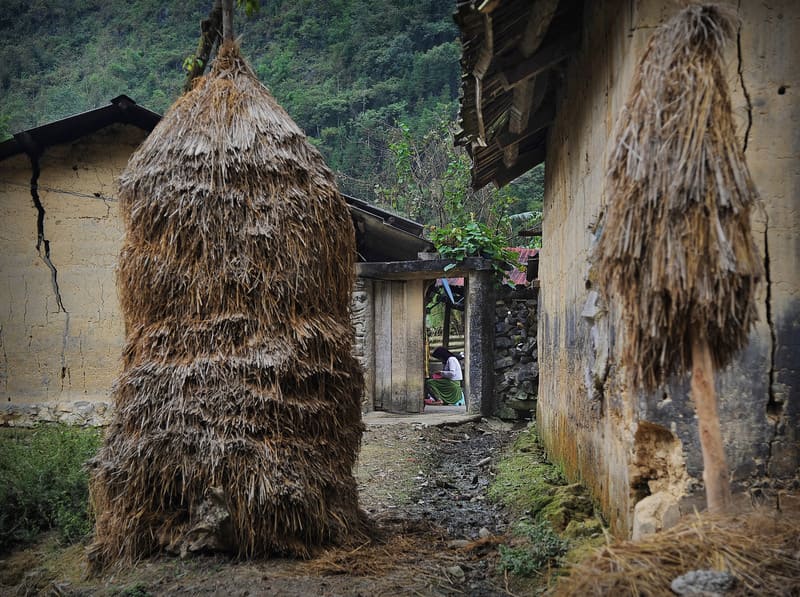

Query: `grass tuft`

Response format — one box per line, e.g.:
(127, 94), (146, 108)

(0, 425), (101, 552)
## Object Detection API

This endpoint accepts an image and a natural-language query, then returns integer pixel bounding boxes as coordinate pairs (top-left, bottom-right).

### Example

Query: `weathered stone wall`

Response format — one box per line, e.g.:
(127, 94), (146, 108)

(351, 277), (374, 413)
(538, 0), (800, 536)
(494, 287), (538, 420)
(0, 124), (148, 426)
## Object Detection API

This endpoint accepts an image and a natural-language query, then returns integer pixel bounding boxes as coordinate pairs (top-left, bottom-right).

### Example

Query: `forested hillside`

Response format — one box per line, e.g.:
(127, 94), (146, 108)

(0, 0), (542, 232)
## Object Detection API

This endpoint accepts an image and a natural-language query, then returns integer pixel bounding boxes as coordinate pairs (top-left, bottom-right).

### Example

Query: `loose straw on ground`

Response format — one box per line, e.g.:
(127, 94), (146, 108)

(551, 508), (800, 596)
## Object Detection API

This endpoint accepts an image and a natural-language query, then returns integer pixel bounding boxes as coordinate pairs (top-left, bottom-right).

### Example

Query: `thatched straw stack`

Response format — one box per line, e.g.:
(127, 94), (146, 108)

(551, 509), (800, 596)
(88, 41), (365, 569)
(594, 4), (762, 391)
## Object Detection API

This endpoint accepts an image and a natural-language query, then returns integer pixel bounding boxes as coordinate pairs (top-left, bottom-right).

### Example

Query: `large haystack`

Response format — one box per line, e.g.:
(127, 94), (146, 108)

(594, 4), (762, 392)
(88, 41), (365, 569)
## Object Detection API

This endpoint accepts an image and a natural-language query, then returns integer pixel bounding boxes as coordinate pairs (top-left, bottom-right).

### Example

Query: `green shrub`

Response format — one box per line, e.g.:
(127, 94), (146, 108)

(498, 519), (569, 578)
(0, 425), (102, 551)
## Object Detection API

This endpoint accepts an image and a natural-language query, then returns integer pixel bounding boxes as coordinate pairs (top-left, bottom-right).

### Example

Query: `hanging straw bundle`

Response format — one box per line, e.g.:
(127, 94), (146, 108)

(595, 4), (762, 392)
(88, 41), (365, 569)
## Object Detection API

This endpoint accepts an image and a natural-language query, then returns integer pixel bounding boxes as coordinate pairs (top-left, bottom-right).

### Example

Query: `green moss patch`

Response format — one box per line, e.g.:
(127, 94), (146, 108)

(488, 424), (607, 588)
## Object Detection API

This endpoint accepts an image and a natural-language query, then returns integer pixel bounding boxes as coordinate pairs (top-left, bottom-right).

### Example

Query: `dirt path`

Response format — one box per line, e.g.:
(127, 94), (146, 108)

(1, 417), (525, 596)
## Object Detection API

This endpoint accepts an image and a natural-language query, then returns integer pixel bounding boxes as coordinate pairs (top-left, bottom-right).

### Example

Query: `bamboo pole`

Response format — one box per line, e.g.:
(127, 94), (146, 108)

(691, 331), (732, 512)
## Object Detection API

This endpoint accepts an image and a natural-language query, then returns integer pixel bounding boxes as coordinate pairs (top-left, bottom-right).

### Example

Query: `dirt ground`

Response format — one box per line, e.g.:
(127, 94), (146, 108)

(0, 415), (527, 596)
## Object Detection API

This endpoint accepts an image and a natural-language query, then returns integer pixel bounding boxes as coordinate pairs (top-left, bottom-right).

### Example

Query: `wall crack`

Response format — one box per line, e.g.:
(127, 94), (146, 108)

(763, 210), (779, 474)
(28, 155), (71, 389)
(735, 4), (780, 474)
(0, 324), (8, 394)
(736, 4), (753, 153)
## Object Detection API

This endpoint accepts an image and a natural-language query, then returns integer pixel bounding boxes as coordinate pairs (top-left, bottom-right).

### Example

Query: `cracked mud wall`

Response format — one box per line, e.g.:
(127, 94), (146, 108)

(0, 124), (149, 425)
(537, 0), (799, 536)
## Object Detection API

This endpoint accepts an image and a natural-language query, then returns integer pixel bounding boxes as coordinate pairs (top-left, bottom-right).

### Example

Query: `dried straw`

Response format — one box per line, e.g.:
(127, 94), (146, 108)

(594, 4), (763, 391)
(88, 41), (365, 570)
(550, 508), (800, 596)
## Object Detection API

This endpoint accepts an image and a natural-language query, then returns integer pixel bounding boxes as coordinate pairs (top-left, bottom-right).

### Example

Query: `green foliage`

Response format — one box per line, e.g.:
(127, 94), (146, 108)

(498, 519), (569, 578)
(0, 425), (102, 551)
(0, 112), (11, 141)
(430, 218), (519, 283)
(0, 0), (544, 232)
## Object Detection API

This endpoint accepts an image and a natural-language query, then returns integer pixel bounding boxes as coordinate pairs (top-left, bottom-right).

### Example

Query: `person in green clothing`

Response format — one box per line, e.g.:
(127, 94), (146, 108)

(425, 346), (464, 405)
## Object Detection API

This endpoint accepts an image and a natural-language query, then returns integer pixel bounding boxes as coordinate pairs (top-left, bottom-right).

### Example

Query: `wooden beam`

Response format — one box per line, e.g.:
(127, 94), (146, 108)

(356, 257), (495, 281)
(496, 102), (555, 148)
(497, 32), (579, 91)
(492, 146), (546, 188)
(478, 0), (500, 14)
(519, 0), (559, 58)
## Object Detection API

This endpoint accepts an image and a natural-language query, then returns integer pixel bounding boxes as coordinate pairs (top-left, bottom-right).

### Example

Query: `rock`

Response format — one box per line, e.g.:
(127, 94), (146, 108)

(778, 491), (800, 513)
(495, 336), (513, 349)
(515, 363), (538, 382)
(495, 322), (512, 334)
(74, 401), (94, 415)
(494, 356), (514, 370)
(632, 491), (680, 541)
(446, 565), (466, 581)
(177, 486), (235, 557)
(447, 539), (471, 549)
(478, 527), (491, 538)
(508, 398), (536, 411)
(563, 517), (604, 539)
(496, 406), (517, 420)
(670, 570), (736, 595)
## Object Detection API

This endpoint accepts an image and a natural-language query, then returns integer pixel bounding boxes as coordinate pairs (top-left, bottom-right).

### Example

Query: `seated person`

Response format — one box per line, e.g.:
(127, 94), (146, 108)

(425, 346), (464, 405)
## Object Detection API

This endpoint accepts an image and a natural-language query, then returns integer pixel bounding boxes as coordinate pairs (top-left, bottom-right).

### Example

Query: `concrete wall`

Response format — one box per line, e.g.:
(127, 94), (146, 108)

(538, 0), (799, 536)
(0, 124), (149, 425)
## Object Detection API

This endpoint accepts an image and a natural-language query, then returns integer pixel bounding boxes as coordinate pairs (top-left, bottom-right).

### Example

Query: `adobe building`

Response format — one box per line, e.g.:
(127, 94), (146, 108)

(0, 96), (436, 424)
(0, 96), (503, 425)
(455, 0), (799, 536)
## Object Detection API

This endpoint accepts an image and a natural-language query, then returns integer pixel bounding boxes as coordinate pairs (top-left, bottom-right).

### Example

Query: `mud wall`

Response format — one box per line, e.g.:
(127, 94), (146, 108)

(0, 125), (148, 426)
(538, 0), (799, 536)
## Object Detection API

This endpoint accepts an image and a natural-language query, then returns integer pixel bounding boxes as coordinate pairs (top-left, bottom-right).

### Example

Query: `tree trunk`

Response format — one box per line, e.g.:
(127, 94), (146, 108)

(691, 331), (732, 513)
(182, 0), (223, 94)
(222, 0), (234, 42)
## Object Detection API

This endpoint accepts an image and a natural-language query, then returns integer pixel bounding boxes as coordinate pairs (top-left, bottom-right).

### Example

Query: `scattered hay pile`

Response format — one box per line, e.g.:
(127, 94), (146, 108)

(594, 4), (762, 391)
(88, 41), (365, 569)
(551, 509), (800, 596)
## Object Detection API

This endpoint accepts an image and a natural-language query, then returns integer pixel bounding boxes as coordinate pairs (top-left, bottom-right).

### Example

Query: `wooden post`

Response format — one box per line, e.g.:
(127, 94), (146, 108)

(465, 270), (495, 416)
(222, 0), (234, 42)
(443, 301), (452, 348)
(691, 331), (732, 512)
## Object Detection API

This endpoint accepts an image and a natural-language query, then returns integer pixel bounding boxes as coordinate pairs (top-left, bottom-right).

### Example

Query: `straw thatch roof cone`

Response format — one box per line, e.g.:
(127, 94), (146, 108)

(88, 41), (365, 569)
(594, 4), (763, 511)
(595, 4), (762, 392)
